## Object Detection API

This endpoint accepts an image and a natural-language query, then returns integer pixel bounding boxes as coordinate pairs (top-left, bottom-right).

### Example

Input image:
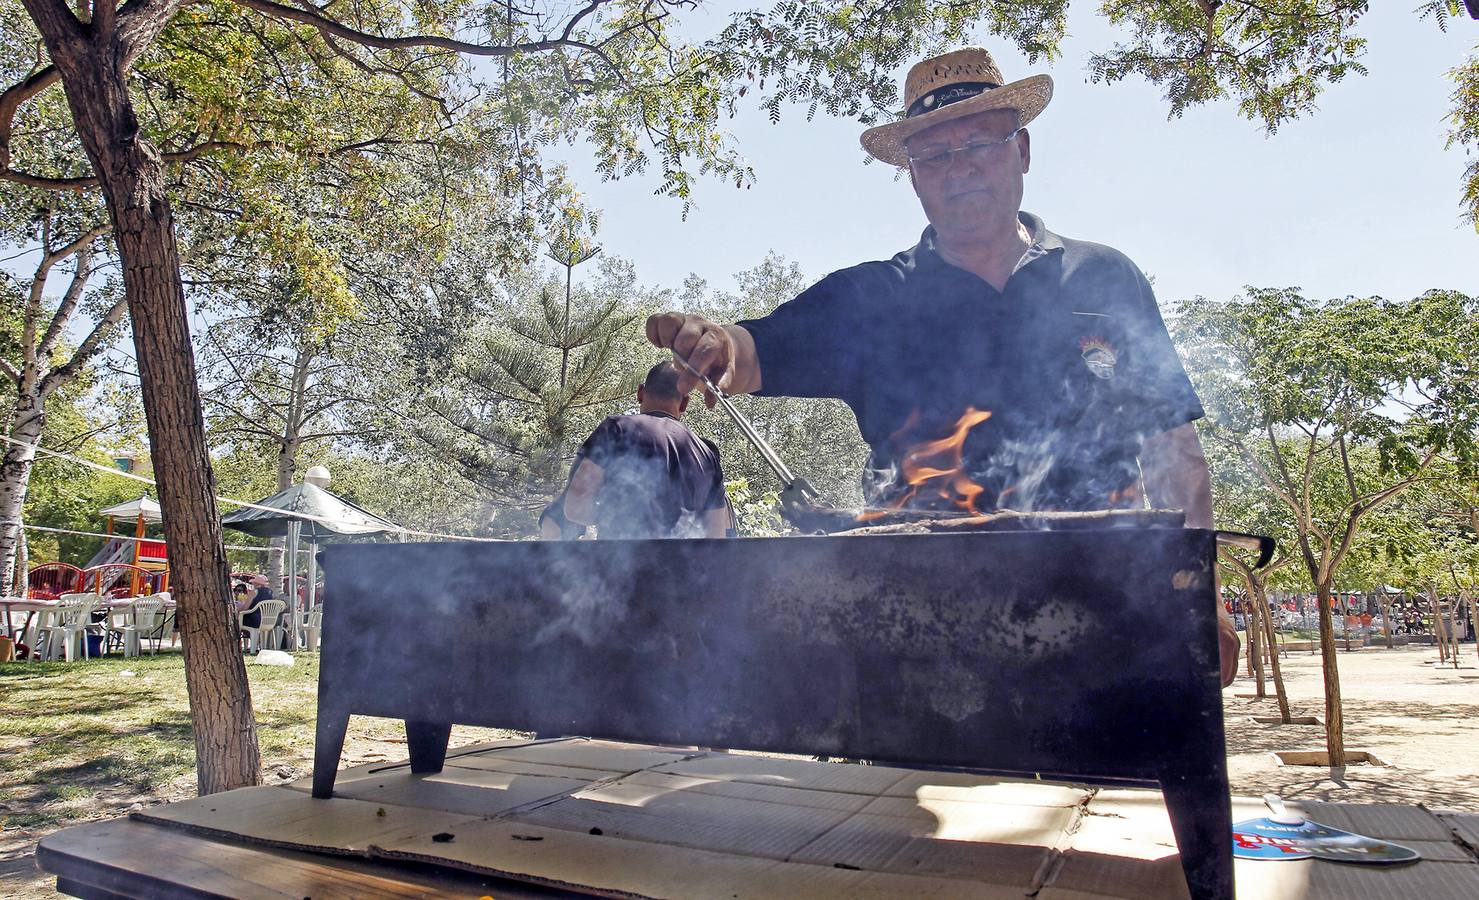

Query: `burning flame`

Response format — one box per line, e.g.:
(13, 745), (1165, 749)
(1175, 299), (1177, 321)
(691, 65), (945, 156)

(859, 407), (992, 521)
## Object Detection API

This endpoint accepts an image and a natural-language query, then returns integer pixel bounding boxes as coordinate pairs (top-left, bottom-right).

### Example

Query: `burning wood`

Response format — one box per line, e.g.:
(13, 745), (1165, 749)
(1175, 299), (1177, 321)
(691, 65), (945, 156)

(787, 507), (1186, 536)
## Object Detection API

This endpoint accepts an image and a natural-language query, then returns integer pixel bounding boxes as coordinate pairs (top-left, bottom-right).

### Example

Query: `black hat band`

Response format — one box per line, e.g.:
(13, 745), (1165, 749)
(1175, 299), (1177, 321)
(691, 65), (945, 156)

(906, 81), (1001, 119)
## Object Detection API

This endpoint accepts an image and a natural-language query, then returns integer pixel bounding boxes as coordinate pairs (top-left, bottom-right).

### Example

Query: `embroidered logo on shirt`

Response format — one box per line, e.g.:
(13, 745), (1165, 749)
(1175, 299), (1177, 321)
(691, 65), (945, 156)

(1080, 337), (1117, 379)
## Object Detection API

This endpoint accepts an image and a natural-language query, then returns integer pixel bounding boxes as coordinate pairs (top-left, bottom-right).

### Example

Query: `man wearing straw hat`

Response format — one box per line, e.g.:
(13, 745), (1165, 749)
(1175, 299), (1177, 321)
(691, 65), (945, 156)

(645, 48), (1238, 684)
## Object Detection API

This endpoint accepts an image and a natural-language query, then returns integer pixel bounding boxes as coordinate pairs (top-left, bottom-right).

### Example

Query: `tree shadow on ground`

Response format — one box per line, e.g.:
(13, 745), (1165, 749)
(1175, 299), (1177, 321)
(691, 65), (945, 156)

(1223, 693), (1479, 808)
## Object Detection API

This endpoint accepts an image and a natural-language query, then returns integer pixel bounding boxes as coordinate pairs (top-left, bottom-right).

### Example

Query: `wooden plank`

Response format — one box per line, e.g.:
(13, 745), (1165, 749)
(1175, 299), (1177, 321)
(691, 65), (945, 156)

(133, 787), (482, 853)
(35, 818), (569, 899)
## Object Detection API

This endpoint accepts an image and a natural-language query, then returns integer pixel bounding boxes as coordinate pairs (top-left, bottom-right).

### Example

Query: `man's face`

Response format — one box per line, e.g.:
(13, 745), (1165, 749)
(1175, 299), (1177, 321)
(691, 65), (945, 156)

(905, 109), (1029, 240)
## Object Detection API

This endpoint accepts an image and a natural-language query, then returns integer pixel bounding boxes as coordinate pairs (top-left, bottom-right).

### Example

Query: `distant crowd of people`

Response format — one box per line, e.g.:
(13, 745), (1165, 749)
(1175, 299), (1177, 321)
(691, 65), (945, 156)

(1227, 595), (1474, 642)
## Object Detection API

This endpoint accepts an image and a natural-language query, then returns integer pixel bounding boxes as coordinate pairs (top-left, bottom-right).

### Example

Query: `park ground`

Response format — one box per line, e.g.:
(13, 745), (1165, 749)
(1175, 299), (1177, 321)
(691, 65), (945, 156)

(1, 644), (1476, 897)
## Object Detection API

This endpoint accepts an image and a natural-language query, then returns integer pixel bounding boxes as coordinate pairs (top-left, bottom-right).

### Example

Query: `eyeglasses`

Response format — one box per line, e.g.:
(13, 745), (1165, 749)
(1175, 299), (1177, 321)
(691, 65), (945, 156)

(907, 128), (1022, 175)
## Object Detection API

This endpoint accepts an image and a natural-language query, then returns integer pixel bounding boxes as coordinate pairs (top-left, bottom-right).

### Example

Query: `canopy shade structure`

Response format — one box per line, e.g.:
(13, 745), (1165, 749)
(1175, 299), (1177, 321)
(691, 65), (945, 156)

(99, 495), (164, 523)
(220, 482), (400, 540)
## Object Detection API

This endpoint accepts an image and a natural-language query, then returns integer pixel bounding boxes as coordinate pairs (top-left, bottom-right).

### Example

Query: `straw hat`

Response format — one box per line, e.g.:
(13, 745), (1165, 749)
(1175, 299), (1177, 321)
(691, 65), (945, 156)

(861, 48), (1053, 167)
(249, 574), (269, 587)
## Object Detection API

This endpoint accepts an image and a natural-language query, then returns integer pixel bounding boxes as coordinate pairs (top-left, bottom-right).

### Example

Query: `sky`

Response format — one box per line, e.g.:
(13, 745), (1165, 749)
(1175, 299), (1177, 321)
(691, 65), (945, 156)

(555, 4), (1477, 307)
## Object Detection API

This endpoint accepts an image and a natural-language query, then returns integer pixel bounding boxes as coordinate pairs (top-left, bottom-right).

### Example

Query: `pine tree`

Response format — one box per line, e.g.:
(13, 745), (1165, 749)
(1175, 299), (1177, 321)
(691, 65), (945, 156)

(415, 217), (641, 534)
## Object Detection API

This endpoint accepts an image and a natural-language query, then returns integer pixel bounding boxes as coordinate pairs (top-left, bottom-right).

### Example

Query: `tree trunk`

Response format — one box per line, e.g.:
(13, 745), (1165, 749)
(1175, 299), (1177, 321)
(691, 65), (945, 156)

(1257, 583), (1292, 723)
(1379, 593), (1393, 649)
(1247, 593), (1266, 696)
(0, 395), (44, 596)
(1314, 581), (1345, 766)
(265, 442), (296, 588)
(12, 524), (26, 597)
(265, 341), (313, 589)
(38, 25), (261, 793)
(560, 261), (572, 390)
(1248, 576), (1295, 724)
(1438, 595), (1459, 668)
(1429, 584), (1449, 664)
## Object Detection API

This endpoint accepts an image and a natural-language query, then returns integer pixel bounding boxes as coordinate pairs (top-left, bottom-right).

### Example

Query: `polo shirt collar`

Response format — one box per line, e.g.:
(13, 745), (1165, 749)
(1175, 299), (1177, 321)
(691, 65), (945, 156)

(910, 210), (1065, 273)
(641, 410), (679, 421)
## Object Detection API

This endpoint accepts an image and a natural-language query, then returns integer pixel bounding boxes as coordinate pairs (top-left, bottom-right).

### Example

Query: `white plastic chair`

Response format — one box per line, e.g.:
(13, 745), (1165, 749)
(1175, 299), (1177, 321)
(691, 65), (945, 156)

(103, 600), (135, 656)
(123, 595), (166, 657)
(152, 592), (178, 649)
(40, 593), (102, 661)
(24, 607), (56, 663)
(240, 599), (286, 653)
(301, 608), (323, 651)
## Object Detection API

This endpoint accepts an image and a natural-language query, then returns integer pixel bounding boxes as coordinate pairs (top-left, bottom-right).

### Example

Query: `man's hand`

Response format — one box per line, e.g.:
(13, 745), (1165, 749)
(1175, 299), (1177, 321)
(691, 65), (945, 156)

(645, 312), (758, 406)
(1218, 612), (1240, 688)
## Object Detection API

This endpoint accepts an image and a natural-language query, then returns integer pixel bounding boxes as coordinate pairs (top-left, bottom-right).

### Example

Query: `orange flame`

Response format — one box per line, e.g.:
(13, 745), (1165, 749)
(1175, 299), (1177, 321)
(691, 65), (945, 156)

(859, 407), (992, 520)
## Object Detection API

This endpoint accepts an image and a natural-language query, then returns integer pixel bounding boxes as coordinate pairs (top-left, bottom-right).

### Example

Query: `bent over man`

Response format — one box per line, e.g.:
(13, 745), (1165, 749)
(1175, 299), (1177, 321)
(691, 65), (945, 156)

(550, 361), (731, 540)
(645, 47), (1238, 683)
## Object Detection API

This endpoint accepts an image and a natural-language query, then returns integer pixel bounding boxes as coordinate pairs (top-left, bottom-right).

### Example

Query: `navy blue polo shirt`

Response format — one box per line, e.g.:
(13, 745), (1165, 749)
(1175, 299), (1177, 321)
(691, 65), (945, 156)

(739, 212), (1203, 512)
(576, 411), (729, 539)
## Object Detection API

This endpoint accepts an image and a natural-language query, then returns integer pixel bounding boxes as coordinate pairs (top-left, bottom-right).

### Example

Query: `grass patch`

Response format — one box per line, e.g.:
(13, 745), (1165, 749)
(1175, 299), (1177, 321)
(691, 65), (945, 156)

(0, 651), (517, 841)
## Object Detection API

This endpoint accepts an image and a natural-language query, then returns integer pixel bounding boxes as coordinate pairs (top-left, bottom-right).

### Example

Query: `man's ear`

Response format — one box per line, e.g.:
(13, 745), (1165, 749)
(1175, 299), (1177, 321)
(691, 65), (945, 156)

(678, 395), (690, 414)
(637, 385), (646, 405)
(1017, 128), (1031, 174)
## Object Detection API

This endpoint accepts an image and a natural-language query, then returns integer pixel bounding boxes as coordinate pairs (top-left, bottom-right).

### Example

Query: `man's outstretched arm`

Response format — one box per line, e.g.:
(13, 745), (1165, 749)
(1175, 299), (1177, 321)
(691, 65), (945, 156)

(1141, 423), (1239, 687)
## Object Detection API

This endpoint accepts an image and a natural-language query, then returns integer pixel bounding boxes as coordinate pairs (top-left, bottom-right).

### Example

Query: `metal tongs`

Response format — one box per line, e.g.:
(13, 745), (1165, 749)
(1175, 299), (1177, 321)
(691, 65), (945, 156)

(672, 354), (824, 523)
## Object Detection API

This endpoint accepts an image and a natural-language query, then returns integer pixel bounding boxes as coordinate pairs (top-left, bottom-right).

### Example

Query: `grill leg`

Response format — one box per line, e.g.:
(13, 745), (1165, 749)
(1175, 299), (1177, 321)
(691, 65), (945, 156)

(311, 707), (350, 798)
(406, 720), (452, 774)
(1160, 763), (1234, 900)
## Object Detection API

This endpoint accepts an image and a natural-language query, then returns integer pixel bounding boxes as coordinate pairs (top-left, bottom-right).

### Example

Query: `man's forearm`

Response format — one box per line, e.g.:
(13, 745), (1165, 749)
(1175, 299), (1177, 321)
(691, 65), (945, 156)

(723, 324), (762, 394)
(1140, 423), (1213, 529)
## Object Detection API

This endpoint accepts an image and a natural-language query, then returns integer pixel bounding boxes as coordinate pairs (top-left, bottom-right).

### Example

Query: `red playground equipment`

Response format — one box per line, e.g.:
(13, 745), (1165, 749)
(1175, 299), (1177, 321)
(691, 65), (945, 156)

(84, 563), (167, 599)
(25, 562), (86, 600)
(84, 495), (169, 595)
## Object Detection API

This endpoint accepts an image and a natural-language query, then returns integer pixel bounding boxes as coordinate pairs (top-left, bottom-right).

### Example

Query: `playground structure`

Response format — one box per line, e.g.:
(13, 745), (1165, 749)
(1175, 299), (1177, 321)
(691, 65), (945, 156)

(24, 495), (170, 600)
(89, 496), (168, 591)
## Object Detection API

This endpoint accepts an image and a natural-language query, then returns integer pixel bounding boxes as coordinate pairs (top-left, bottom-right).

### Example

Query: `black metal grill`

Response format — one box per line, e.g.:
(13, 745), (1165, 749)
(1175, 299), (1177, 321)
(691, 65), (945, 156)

(314, 527), (1233, 899)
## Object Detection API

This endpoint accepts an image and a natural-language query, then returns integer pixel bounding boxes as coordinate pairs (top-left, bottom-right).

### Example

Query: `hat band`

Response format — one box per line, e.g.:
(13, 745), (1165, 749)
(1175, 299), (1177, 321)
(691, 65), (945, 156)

(906, 81), (1001, 119)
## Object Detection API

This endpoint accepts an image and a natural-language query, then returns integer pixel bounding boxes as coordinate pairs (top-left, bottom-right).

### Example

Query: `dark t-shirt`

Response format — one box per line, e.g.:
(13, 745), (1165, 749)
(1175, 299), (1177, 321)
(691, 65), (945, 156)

(739, 213), (1203, 512)
(577, 411), (728, 539)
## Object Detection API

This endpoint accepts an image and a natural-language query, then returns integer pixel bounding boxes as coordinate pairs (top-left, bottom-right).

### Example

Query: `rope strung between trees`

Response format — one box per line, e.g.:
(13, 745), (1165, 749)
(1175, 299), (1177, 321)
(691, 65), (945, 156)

(21, 523), (270, 553)
(0, 433), (502, 543)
